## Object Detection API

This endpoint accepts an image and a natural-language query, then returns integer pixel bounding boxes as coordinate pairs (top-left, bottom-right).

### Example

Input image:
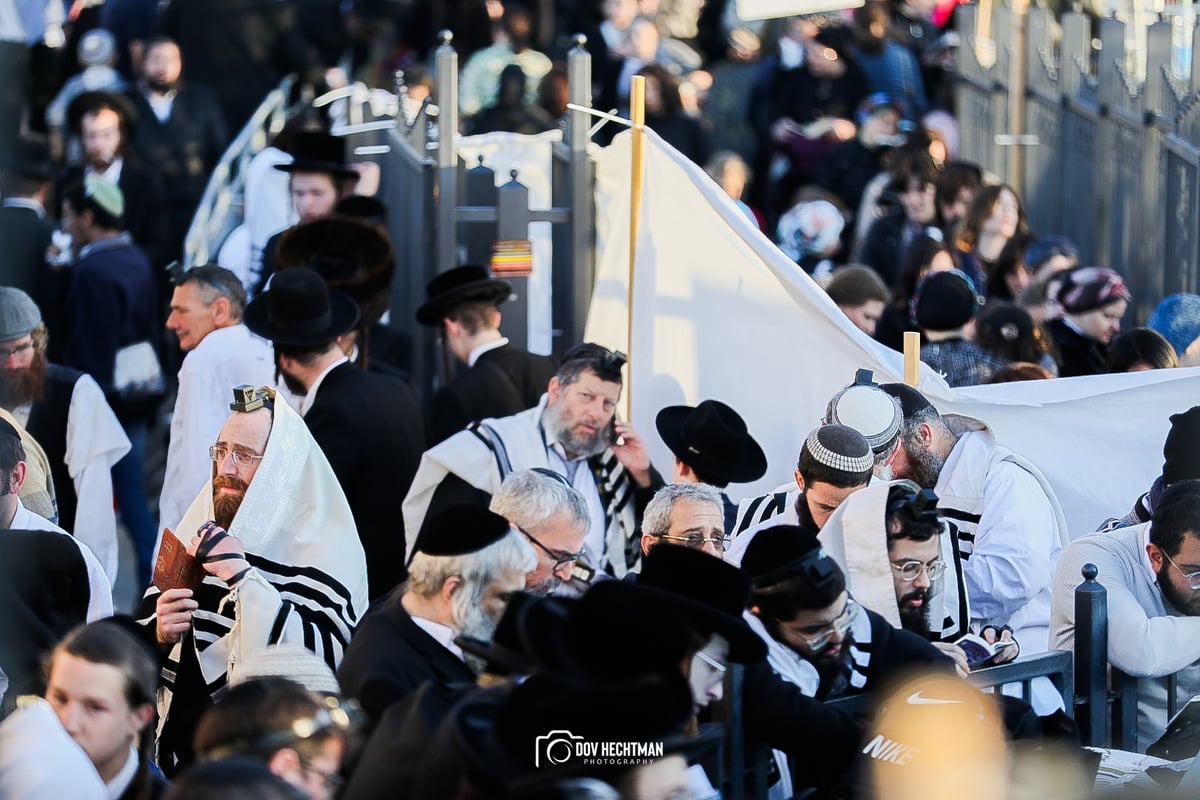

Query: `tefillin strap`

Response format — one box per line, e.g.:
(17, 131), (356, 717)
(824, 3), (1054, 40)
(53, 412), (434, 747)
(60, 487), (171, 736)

(888, 487), (941, 525)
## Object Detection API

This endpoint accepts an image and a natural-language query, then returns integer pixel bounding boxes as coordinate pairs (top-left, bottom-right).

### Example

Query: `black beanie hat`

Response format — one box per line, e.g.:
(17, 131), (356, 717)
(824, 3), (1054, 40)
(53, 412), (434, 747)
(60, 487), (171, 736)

(911, 269), (982, 331)
(1163, 406), (1200, 486)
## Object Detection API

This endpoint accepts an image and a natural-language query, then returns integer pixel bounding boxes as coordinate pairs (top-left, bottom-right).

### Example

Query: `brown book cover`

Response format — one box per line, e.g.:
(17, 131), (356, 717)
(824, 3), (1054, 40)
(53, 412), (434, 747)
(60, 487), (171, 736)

(153, 528), (204, 592)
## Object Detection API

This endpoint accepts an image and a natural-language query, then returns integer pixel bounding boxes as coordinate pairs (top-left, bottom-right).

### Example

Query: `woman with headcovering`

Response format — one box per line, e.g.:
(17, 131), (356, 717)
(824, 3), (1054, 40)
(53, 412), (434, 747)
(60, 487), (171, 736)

(1044, 266), (1132, 377)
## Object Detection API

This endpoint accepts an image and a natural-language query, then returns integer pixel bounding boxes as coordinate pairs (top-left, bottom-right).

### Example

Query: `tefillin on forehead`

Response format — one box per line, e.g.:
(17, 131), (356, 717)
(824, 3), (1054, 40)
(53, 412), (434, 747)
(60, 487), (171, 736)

(560, 343), (628, 382)
(887, 487), (941, 525)
(230, 385), (276, 413)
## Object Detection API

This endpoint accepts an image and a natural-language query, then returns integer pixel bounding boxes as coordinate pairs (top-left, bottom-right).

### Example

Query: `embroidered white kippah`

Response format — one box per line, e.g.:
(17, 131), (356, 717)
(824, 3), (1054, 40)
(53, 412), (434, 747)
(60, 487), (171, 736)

(805, 427), (874, 473)
(827, 385), (902, 453)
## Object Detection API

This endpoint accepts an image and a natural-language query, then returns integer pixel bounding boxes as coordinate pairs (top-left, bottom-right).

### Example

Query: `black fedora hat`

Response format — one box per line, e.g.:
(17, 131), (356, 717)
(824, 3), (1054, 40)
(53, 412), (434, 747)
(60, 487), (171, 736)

(274, 131), (359, 179)
(415, 264), (512, 326)
(244, 267), (359, 346)
(655, 399), (767, 485)
(637, 545), (767, 663)
(5, 135), (54, 181)
(66, 90), (138, 138)
(277, 216), (395, 327)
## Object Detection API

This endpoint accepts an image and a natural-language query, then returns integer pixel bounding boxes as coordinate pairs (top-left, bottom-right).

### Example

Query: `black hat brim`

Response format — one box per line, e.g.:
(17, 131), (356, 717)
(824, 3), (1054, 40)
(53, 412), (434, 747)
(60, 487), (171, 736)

(655, 405), (768, 485)
(66, 91), (138, 138)
(635, 581), (767, 664)
(415, 278), (513, 326)
(243, 288), (360, 346)
(275, 159), (360, 180)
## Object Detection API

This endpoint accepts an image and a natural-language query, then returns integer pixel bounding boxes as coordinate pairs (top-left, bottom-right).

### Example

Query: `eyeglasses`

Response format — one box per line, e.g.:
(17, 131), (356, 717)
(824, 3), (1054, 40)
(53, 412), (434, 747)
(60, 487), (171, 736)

(518, 526), (585, 575)
(783, 598), (859, 652)
(0, 341), (33, 361)
(656, 533), (731, 553)
(694, 649), (727, 674)
(208, 445), (265, 468)
(890, 559), (946, 582)
(1164, 552), (1200, 591)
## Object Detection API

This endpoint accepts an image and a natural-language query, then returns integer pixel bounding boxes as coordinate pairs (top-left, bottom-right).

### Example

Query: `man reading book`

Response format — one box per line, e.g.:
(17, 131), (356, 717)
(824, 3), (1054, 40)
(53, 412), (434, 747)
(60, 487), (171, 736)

(137, 386), (367, 774)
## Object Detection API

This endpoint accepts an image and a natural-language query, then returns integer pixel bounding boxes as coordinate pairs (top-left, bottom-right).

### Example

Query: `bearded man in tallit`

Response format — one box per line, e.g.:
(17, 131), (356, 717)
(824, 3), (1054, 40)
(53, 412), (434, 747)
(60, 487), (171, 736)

(137, 385), (367, 773)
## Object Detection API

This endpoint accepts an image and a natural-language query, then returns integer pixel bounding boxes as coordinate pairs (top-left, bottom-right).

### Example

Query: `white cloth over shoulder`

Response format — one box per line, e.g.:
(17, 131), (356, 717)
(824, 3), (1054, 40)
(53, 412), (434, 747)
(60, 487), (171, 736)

(0, 698), (106, 800)
(11, 497), (113, 622)
(66, 374), (131, 586)
(158, 324), (275, 531)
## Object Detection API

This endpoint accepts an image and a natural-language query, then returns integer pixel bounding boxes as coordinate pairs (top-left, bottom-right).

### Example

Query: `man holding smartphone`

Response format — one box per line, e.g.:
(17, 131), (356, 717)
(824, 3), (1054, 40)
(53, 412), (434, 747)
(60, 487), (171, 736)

(403, 342), (664, 578)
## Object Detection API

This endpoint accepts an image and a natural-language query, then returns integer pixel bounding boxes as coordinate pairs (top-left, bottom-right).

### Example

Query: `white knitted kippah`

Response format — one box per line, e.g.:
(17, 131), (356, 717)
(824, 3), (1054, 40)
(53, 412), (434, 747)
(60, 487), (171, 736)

(827, 384), (903, 454)
(805, 425), (874, 474)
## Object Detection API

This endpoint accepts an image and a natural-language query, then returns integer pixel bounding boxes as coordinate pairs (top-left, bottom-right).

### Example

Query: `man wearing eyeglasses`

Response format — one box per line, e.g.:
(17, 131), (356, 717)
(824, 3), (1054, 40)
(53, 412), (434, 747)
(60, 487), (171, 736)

(1052, 480), (1200, 746)
(159, 265), (273, 534)
(740, 524), (952, 798)
(640, 483), (729, 559)
(489, 469), (589, 595)
(404, 342), (663, 578)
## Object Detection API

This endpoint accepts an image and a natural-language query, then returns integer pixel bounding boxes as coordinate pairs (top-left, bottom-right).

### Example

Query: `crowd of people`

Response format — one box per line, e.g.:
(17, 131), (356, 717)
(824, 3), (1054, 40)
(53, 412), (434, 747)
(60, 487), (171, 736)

(3, 0), (1200, 799)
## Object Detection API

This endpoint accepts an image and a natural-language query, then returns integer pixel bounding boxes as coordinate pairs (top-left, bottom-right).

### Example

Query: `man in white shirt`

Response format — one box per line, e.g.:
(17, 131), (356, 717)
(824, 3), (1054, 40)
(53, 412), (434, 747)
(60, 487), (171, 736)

(1052, 480), (1200, 748)
(159, 265), (273, 530)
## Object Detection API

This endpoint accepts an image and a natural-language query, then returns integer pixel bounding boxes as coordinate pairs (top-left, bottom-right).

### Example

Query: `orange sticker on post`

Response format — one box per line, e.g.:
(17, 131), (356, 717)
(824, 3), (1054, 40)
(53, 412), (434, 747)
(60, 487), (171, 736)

(491, 239), (534, 277)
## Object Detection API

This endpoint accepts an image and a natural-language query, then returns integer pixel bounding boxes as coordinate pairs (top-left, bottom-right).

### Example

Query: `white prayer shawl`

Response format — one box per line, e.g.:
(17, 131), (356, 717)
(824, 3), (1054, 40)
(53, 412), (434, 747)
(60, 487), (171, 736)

(818, 481), (969, 640)
(936, 415), (1068, 649)
(731, 482), (799, 539)
(65, 374), (130, 586)
(0, 698), (106, 800)
(148, 395), (367, 737)
(402, 395), (640, 576)
(10, 498), (114, 622)
(744, 606), (874, 800)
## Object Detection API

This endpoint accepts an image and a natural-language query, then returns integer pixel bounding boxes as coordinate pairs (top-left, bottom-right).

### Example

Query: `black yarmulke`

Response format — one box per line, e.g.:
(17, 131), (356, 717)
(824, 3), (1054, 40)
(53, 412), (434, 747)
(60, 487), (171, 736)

(740, 525), (822, 582)
(416, 504), (512, 556)
(880, 383), (935, 420)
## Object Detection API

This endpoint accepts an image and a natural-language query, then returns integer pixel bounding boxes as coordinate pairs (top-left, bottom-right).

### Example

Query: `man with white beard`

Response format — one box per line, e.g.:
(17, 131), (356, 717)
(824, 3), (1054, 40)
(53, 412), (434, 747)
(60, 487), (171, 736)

(337, 505), (536, 727)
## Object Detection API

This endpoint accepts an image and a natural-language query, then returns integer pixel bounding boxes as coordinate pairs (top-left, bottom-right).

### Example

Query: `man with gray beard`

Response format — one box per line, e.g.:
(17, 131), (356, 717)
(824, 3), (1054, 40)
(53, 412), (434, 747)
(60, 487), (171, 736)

(338, 505), (535, 727)
(489, 469), (589, 595)
(404, 343), (663, 577)
(879, 383), (1068, 661)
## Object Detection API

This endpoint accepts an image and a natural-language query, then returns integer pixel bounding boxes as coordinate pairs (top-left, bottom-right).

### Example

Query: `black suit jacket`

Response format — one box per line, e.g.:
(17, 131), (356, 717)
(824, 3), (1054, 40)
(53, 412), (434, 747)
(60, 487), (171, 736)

(304, 361), (426, 599)
(337, 595), (477, 727)
(57, 157), (170, 269)
(428, 343), (558, 444)
(0, 204), (53, 300)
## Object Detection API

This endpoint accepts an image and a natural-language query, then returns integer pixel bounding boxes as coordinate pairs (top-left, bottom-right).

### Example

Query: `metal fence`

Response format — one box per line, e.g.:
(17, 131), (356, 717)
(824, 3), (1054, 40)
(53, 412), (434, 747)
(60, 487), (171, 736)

(956, 3), (1200, 321)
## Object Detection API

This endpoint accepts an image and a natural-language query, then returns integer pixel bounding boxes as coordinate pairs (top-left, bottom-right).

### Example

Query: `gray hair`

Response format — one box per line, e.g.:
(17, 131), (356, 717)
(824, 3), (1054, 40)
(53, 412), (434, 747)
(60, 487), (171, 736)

(490, 469), (590, 534)
(178, 264), (248, 320)
(407, 528), (537, 598)
(641, 483), (723, 538)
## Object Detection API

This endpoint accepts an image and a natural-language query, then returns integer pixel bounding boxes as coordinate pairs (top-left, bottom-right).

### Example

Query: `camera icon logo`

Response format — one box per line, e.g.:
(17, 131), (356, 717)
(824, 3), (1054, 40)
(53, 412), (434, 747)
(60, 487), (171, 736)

(534, 729), (584, 767)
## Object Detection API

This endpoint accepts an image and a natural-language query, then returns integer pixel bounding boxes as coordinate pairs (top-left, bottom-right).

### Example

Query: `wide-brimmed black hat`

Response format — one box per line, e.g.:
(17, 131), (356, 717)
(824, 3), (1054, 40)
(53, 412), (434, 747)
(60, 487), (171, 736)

(244, 267), (359, 346)
(66, 90), (138, 138)
(274, 131), (359, 179)
(655, 399), (767, 485)
(416, 264), (512, 326)
(277, 216), (395, 327)
(637, 545), (767, 663)
(5, 136), (54, 181)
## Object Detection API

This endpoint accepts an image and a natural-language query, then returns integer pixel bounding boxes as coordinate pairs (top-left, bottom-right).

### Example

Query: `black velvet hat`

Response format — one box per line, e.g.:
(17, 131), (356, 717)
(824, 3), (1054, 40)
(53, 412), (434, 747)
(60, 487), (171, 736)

(274, 131), (359, 179)
(655, 399), (767, 485)
(415, 264), (512, 326)
(243, 267), (359, 346)
(413, 504), (513, 557)
(636, 545), (767, 663)
(5, 136), (54, 181)
(1163, 406), (1200, 486)
(276, 216), (395, 327)
(66, 90), (138, 138)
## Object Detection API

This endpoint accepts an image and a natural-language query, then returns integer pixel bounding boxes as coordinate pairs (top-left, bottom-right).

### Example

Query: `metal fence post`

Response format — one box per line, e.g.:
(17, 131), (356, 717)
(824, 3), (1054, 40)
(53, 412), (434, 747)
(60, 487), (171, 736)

(435, 31), (459, 274)
(497, 171), (532, 353)
(1074, 563), (1108, 746)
